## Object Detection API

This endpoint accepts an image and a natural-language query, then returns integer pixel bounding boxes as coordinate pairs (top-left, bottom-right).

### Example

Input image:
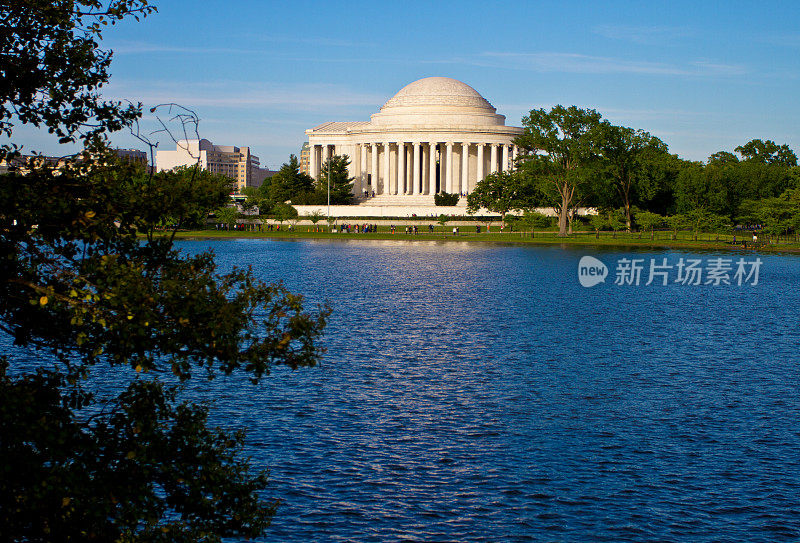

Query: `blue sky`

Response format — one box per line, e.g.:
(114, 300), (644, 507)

(13, 0), (800, 168)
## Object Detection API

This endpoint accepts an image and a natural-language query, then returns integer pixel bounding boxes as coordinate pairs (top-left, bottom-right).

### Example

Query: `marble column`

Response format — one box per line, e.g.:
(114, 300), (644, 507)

(351, 145), (359, 194)
(490, 144), (498, 174)
(322, 144), (330, 169)
(422, 144), (430, 195)
(397, 142), (405, 195)
(512, 145), (519, 170)
(370, 143), (378, 194)
(429, 142), (437, 195)
(390, 144), (397, 195)
(346, 145), (357, 180)
(412, 142), (421, 195)
(476, 143), (484, 184)
(310, 144), (319, 180)
(461, 142), (469, 195)
(502, 144), (509, 172)
(406, 145), (412, 194)
(360, 143), (368, 192)
(383, 142), (391, 195)
(445, 142), (454, 194)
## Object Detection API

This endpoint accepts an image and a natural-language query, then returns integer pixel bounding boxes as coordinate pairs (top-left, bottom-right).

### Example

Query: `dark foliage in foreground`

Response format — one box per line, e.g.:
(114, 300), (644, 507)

(1, 2), (330, 541)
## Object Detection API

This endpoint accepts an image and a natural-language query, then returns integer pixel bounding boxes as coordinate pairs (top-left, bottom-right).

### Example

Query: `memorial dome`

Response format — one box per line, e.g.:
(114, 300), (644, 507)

(381, 77), (495, 111)
(370, 77), (506, 127)
(305, 76), (523, 199)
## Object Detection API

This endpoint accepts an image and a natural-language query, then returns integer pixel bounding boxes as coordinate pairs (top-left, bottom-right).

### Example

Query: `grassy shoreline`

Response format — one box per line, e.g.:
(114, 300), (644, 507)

(158, 229), (800, 253)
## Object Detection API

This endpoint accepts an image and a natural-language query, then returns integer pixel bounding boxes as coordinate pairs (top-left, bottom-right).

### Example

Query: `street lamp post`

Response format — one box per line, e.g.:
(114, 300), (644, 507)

(327, 156), (331, 221)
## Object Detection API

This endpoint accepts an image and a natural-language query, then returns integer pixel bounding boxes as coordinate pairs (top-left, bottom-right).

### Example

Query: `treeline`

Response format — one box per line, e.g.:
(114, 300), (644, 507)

(242, 154), (355, 214)
(468, 105), (800, 237)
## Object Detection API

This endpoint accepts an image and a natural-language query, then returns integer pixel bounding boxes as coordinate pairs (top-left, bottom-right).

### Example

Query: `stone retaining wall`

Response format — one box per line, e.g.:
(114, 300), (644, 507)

(291, 204), (563, 218)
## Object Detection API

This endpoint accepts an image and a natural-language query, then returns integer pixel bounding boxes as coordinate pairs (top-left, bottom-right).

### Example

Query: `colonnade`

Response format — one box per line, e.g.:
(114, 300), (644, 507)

(309, 141), (519, 196)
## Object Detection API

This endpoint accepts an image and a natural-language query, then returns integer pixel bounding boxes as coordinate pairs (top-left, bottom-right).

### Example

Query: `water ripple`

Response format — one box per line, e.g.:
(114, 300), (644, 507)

(16, 238), (800, 542)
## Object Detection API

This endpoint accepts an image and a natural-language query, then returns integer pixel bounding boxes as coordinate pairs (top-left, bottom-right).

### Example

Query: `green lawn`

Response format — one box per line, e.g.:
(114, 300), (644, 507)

(159, 227), (800, 252)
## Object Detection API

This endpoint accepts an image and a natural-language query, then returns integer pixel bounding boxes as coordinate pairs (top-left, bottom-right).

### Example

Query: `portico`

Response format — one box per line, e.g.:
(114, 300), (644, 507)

(306, 77), (523, 202)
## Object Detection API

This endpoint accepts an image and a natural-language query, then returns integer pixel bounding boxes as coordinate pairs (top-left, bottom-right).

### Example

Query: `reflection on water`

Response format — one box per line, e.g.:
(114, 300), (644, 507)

(177, 239), (799, 542)
(11, 238), (800, 542)
(171, 239), (800, 542)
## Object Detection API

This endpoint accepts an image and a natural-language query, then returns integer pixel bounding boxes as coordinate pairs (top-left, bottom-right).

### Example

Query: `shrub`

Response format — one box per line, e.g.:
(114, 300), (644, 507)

(434, 192), (460, 206)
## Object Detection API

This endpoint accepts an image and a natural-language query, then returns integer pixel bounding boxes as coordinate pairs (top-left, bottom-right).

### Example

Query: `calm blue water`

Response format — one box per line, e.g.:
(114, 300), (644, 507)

(9, 239), (800, 541)
(175, 239), (799, 542)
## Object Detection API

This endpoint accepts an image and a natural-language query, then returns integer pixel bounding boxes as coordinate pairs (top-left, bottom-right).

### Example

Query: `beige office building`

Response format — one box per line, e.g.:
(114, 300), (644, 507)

(299, 142), (311, 175)
(156, 139), (266, 194)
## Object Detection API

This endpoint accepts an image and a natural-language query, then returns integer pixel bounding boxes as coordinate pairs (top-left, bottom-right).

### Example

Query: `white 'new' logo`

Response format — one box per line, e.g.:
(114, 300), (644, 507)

(578, 256), (608, 287)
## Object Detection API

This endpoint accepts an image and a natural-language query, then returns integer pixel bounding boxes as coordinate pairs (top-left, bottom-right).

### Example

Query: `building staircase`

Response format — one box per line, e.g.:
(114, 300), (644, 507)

(356, 194), (466, 207)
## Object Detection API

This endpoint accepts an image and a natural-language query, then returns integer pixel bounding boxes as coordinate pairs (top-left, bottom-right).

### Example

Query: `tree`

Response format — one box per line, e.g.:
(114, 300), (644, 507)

(670, 209), (729, 241)
(307, 210), (324, 230)
(268, 155), (313, 203)
(738, 189), (800, 238)
(633, 209), (664, 240)
(271, 202), (298, 226)
(147, 165), (231, 229)
(674, 161), (729, 217)
(466, 170), (537, 226)
(589, 213), (608, 239)
(1, 3), (330, 540)
(607, 208), (626, 237)
(0, 0), (156, 159)
(506, 210), (551, 236)
(1, 154), (330, 540)
(638, 151), (681, 216)
(434, 192), (459, 206)
(707, 151), (739, 166)
(732, 159), (796, 202)
(519, 210), (553, 229)
(672, 151), (796, 221)
(242, 185), (273, 216)
(596, 123), (669, 231)
(735, 139), (798, 167)
(215, 205), (239, 230)
(515, 105), (603, 236)
(666, 213), (689, 240)
(318, 155), (355, 205)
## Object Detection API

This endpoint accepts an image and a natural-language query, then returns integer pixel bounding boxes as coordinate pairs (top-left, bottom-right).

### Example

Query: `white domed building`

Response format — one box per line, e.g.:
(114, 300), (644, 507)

(305, 77), (523, 204)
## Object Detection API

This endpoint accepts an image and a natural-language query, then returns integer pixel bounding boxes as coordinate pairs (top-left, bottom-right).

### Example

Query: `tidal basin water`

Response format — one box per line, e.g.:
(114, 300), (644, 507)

(171, 238), (799, 543)
(12, 238), (799, 542)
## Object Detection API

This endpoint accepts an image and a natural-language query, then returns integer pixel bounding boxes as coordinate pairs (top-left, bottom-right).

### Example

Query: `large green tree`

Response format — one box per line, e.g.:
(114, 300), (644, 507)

(146, 165), (232, 229)
(735, 139), (798, 167)
(514, 105), (603, 236)
(268, 154), (314, 203)
(675, 141), (800, 221)
(738, 188), (800, 237)
(466, 170), (538, 225)
(674, 161), (730, 216)
(595, 123), (669, 230)
(318, 154), (355, 205)
(0, 0), (156, 158)
(1, 2), (330, 541)
(707, 151), (739, 166)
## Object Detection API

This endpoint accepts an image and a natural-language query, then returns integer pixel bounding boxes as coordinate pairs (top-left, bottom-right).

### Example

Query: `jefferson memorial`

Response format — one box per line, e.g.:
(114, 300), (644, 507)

(305, 77), (523, 204)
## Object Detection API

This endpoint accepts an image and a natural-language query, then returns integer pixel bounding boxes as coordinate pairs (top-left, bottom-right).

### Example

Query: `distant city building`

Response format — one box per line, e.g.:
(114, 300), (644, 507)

(299, 141), (310, 175)
(0, 154), (67, 174)
(250, 167), (276, 189)
(1, 148), (149, 177)
(112, 148), (148, 166)
(155, 139), (269, 194)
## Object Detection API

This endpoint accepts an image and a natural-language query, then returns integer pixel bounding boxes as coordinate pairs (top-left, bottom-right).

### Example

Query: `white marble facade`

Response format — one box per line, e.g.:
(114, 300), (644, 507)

(305, 77), (523, 199)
